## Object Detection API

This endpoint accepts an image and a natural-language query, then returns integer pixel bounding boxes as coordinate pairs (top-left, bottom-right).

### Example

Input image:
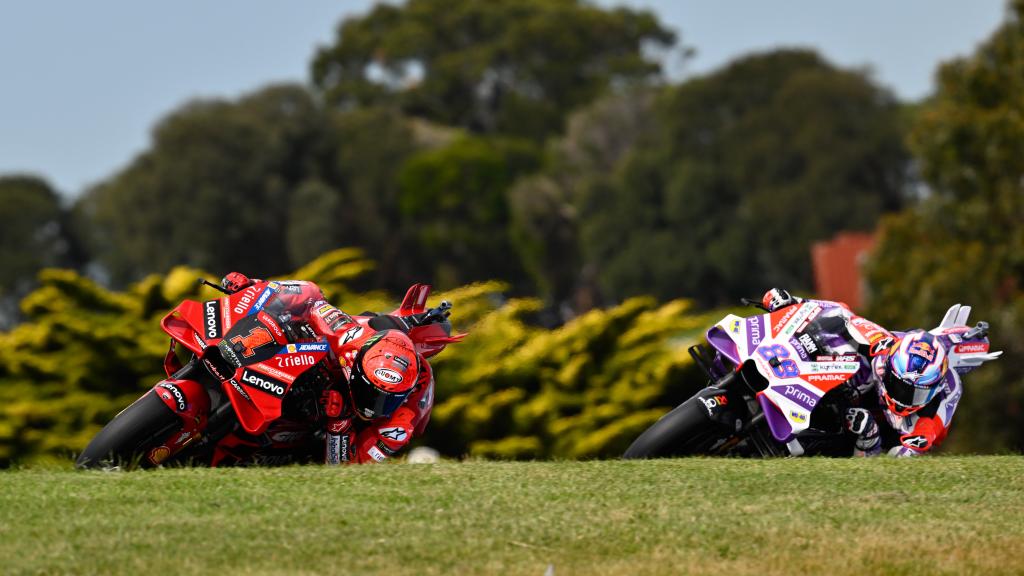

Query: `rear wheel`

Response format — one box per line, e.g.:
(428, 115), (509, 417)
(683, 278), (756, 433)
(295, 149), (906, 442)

(76, 391), (182, 469)
(623, 397), (725, 458)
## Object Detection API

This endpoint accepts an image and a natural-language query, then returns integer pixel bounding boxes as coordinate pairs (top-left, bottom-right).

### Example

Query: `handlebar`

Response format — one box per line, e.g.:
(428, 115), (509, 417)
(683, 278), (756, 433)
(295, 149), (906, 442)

(412, 300), (452, 327)
(198, 278), (230, 295)
(964, 321), (989, 340)
(740, 297), (769, 311)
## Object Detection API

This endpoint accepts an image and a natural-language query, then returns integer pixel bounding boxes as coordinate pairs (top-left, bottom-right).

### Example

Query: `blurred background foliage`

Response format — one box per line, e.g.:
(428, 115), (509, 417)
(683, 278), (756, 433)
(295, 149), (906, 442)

(1, 0), (1023, 462)
(0, 249), (718, 465)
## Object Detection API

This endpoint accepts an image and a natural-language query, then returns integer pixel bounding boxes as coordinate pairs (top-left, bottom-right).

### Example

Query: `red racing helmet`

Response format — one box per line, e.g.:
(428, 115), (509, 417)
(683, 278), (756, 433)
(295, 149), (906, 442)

(347, 330), (419, 420)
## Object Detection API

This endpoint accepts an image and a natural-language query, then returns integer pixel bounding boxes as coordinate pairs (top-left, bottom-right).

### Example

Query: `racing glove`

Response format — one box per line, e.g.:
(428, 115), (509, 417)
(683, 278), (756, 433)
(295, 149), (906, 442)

(762, 288), (799, 312)
(844, 407), (881, 457)
(221, 272), (255, 294)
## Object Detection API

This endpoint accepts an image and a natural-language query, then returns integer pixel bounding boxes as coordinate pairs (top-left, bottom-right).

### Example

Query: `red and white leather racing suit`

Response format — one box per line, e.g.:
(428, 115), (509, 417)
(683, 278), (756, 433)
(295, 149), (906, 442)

(230, 275), (434, 464)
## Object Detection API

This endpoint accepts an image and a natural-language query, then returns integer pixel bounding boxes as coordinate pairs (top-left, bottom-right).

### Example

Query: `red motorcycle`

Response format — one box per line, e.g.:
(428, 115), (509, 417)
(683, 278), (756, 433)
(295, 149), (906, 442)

(76, 280), (462, 469)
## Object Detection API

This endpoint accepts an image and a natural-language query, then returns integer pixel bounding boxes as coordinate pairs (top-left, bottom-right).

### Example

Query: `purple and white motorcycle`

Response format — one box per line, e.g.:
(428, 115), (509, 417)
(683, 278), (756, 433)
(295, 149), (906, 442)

(623, 299), (997, 458)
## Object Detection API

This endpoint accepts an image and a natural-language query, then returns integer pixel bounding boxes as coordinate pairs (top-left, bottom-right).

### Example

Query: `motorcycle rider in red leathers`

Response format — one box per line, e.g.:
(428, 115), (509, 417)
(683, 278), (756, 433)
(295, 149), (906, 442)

(760, 288), (1000, 457)
(221, 272), (435, 465)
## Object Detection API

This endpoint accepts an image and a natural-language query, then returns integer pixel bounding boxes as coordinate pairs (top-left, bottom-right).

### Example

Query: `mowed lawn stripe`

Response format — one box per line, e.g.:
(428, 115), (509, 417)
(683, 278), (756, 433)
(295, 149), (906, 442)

(0, 457), (1022, 575)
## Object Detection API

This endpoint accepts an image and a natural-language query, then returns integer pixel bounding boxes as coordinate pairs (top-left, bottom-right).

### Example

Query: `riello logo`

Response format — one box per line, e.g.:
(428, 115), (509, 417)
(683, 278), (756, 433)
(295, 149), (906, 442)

(275, 355), (317, 369)
(233, 286), (261, 315)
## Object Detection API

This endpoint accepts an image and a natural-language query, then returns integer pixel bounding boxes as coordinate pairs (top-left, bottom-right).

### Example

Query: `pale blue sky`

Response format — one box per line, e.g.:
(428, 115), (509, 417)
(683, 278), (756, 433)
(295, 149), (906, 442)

(0, 1), (1007, 197)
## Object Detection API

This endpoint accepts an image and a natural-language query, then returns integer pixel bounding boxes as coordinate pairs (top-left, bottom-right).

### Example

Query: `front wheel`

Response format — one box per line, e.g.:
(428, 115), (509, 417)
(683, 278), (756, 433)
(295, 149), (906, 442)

(623, 397), (724, 459)
(76, 391), (183, 469)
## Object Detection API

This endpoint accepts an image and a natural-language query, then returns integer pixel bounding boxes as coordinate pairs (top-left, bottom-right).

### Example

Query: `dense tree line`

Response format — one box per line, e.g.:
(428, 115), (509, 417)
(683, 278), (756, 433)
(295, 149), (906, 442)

(6, 0), (909, 319)
(866, 0), (1024, 452)
(4, 0), (1021, 457)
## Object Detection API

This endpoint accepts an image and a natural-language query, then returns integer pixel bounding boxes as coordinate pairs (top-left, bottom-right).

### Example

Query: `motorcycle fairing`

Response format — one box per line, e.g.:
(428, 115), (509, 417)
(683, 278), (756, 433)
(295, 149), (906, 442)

(706, 301), (862, 442)
(220, 341), (330, 435)
(929, 304), (1003, 373)
(390, 283), (467, 358)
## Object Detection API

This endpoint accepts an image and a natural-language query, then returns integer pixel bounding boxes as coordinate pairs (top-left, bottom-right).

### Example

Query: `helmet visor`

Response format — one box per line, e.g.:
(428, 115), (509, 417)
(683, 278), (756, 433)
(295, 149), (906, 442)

(349, 368), (412, 419)
(882, 370), (938, 411)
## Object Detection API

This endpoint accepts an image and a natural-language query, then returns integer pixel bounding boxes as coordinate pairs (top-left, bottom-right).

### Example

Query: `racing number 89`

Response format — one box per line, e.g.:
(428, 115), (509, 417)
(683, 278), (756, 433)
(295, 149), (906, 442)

(758, 344), (800, 378)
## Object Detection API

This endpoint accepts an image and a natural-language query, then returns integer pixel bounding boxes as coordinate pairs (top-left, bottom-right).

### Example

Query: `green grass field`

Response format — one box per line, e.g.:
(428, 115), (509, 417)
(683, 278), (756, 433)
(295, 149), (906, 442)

(1, 457), (1022, 575)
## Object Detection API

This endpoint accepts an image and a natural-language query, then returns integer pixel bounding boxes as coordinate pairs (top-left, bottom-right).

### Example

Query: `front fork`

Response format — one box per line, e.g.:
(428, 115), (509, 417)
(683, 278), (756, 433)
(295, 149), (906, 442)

(693, 363), (789, 457)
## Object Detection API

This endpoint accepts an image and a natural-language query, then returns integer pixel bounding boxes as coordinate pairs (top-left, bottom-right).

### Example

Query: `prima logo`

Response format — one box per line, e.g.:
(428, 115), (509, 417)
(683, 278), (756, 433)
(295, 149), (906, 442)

(783, 385), (817, 409)
(204, 300), (222, 339)
(241, 369), (286, 398)
(748, 317), (763, 346)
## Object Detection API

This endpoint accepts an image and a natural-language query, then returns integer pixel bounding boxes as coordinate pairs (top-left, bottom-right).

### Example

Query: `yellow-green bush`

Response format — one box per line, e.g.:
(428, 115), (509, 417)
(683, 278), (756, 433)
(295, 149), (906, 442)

(0, 249), (727, 465)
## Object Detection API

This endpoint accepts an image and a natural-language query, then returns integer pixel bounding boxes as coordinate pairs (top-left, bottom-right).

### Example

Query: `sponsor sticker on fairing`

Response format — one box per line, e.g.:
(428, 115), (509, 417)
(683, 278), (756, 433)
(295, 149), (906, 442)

(233, 285), (261, 316)
(803, 373), (850, 384)
(781, 384), (818, 411)
(296, 342), (329, 352)
(745, 315), (765, 354)
(247, 286), (275, 316)
(148, 446), (171, 465)
(850, 316), (890, 345)
(228, 378), (252, 401)
(240, 369), (287, 398)
(203, 300), (222, 339)
(771, 305), (799, 337)
(274, 354), (317, 369)
(251, 362), (297, 384)
(954, 342), (989, 354)
(218, 341), (242, 367)
(158, 382), (188, 412)
(258, 311), (285, 341)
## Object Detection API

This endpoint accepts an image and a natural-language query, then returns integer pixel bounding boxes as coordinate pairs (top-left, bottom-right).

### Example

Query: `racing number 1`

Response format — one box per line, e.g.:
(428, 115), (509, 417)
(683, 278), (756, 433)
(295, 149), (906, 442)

(758, 344), (800, 378)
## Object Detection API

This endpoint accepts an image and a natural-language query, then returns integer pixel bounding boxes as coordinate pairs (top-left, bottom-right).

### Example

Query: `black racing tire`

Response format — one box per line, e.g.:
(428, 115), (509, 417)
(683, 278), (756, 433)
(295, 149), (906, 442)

(76, 390), (183, 470)
(623, 397), (724, 459)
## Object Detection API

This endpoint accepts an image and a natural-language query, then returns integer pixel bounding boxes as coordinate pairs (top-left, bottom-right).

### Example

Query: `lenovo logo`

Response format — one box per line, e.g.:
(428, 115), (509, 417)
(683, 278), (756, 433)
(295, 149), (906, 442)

(240, 369), (287, 398)
(203, 300), (222, 339)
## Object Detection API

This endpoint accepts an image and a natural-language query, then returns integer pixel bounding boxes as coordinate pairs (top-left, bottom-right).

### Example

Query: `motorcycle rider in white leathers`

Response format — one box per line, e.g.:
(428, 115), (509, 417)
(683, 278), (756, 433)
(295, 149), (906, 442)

(761, 288), (1001, 457)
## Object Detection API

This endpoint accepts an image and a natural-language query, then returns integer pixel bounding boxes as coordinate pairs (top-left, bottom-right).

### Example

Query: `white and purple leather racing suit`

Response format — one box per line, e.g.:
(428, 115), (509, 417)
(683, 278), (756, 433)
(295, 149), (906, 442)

(773, 298), (978, 457)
